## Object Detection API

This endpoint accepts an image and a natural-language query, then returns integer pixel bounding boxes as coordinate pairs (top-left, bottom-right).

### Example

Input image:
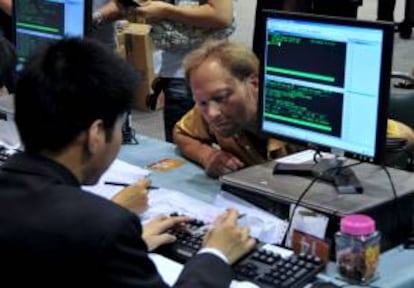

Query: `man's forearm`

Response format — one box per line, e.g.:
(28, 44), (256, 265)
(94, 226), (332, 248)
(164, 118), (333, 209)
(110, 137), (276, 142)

(94, 1), (126, 24)
(174, 132), (215, 168)
(163, 0), (233, 29)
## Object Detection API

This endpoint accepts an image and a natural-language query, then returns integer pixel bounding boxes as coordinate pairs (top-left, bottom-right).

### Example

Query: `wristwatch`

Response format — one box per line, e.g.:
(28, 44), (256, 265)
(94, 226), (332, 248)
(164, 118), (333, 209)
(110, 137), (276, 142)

(92, 11), (104, 27)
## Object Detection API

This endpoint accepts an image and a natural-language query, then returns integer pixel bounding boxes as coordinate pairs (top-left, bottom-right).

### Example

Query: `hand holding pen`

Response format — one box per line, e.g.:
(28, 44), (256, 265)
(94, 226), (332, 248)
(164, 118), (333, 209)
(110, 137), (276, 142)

(109, 178), (153, 214)
(191, 213), (246, 237)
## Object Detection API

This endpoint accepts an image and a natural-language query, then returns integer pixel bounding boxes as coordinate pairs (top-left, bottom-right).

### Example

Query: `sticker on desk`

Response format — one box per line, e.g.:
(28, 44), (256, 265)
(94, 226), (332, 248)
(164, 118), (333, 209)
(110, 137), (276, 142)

(147, 158), (185, 171)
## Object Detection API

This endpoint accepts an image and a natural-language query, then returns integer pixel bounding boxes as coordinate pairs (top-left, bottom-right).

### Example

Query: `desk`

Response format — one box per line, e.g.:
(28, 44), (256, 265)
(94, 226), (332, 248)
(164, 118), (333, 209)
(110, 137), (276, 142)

(118, 135), (414, 288)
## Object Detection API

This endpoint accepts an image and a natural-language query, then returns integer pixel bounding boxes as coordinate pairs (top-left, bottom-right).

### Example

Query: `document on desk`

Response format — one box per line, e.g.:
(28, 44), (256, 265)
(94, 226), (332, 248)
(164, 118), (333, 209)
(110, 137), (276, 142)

(141, 188), (288, 245)
(215, 191), (289, 244)
(275, 149), (332, 164)
(82, 159), (151, 199)
(141, 188), (222, 223)
(149, 253), (259, 288)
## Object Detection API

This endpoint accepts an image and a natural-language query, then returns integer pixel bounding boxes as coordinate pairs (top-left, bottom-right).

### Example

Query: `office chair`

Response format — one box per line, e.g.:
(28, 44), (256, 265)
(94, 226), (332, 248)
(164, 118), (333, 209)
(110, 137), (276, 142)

(389, 71), (414, 127)
(384, 71), (414, 170)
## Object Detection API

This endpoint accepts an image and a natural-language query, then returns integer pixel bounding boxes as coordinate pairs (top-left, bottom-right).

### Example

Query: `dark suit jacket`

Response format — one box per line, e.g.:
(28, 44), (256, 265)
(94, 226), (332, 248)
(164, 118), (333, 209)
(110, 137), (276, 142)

(0, 152), (232, 287)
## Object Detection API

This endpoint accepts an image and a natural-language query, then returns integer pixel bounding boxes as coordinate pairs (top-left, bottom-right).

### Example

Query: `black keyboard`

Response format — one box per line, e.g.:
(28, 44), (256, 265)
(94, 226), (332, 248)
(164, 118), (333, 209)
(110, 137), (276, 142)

(234, 243), (324, 288)
(154, 216), (205, 263)
(156, 214), (325, 288)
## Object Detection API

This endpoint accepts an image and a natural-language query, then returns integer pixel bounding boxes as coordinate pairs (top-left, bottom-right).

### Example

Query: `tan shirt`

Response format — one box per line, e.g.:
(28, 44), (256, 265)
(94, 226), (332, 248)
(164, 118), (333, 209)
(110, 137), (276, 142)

(174, 107), (290, 166)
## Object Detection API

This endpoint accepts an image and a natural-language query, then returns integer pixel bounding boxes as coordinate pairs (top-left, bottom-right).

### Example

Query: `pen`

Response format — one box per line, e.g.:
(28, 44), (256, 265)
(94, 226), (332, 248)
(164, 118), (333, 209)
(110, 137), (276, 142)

(238, 213), (246, 220)
(104, 181), (159, 190)
(191, 213), (247, 236)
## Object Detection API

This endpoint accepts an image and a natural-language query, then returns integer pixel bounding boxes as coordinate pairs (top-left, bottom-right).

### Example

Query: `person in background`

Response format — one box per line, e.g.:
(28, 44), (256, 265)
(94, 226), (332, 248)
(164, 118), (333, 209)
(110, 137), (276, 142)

(134, 0), (235, 143)
(0, 37), (255, 286)
(91, 0), (125, 50)
(173, 40), (414, 178)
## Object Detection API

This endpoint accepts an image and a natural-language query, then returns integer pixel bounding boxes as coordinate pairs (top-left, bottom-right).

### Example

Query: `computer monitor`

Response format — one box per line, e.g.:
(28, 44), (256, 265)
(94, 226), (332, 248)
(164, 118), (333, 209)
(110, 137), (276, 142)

(254, 11), (394, 191)
(256, 11), (394, 164)
(12, 0), (91, 69)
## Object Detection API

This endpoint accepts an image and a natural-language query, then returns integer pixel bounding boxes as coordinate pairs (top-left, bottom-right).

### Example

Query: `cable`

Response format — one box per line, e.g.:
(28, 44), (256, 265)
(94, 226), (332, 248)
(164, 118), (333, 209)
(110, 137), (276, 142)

(281, 176), (318, 245)
(313, 149), (323, 163)
(281, 161), (363, 246)
(381, 165), (404, 242)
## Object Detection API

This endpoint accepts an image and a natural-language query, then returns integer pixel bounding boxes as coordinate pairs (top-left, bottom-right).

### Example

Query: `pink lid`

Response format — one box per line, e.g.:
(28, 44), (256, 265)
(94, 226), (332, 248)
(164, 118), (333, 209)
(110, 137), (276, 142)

(340, 214), (376, 236)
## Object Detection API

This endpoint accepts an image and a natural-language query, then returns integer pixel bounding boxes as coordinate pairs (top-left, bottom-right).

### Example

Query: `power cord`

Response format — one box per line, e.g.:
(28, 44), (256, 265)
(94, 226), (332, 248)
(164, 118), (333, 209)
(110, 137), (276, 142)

(281, 160), (363, 246)
(380, 165), (408, 248)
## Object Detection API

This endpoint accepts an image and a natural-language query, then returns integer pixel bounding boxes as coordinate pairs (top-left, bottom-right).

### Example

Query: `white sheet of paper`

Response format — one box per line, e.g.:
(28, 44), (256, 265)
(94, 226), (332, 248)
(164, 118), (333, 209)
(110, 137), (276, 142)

(149, 253), (259, 288)
(82, 159), (151, 199)
(215, 191), (289, 244)
(141, 188), (223, 223)
(275, 149), (332, 164)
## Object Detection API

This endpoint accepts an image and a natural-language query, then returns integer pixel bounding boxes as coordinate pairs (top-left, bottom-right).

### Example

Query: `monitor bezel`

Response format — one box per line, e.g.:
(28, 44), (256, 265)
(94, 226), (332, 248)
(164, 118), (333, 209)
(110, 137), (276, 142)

(254, 10), (394, 165)
(11, 0), (92, 54)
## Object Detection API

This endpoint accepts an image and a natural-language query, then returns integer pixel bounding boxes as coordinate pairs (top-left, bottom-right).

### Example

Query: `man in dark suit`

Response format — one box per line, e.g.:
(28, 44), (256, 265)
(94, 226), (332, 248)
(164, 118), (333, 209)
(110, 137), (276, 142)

(0, 38), (255, 287)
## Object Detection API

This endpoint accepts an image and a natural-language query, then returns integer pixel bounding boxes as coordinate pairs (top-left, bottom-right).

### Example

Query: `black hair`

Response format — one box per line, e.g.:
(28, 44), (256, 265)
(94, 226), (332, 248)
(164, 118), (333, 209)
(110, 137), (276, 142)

(0, 36), (17, 93)
(15, 37), (139, 153)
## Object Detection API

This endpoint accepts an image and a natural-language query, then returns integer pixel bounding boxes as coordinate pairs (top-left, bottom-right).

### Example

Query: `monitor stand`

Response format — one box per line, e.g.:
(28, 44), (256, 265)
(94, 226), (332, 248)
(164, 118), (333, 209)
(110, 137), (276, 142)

(273, 155), (363, 194)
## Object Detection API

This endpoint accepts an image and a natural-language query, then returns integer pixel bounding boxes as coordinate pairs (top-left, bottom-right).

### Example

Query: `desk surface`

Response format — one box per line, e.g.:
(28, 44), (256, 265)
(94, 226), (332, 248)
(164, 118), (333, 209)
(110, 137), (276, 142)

(119, 135), (414, 288)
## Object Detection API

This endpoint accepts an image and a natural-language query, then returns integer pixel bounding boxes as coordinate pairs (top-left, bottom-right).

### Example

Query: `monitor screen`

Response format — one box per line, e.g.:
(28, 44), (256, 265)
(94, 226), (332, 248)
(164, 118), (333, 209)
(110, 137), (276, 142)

(12, 0), (91, 69)
(255, 11), (394, 164)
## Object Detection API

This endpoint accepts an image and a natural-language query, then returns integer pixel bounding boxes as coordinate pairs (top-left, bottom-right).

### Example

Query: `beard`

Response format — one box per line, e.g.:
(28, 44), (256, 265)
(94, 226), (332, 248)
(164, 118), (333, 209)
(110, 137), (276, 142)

(211, 121), (243, 137)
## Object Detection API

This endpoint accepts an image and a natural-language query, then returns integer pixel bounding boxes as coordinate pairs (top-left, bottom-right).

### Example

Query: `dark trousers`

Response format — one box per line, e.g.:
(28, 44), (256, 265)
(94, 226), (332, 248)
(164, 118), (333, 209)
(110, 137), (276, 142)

(377, 0), (396, 21)
(161, 78), (194, 143)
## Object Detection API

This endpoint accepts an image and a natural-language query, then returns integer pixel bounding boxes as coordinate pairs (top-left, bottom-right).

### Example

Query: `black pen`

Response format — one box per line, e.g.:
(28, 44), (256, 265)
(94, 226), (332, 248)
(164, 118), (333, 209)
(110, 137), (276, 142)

(104, 181), (159, 190)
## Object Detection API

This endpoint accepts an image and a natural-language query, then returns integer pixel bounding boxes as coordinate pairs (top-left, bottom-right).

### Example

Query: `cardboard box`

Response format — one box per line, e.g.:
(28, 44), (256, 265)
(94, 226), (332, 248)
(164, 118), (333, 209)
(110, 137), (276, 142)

(122, 23), (158, 110)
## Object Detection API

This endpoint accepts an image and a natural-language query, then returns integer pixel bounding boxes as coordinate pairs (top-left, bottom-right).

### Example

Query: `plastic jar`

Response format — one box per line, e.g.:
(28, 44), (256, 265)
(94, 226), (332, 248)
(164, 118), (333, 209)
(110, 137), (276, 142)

(335, 214), (381, 283)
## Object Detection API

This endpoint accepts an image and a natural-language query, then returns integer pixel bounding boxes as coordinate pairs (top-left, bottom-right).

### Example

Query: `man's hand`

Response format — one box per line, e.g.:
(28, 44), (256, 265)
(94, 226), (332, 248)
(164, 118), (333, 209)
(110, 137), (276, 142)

(203, 208), (256, 264)
(203, 149), (245, 178)
(142, 214), (190, 251)
(111, 178), (150, 214)
(134, 1), (172, 21)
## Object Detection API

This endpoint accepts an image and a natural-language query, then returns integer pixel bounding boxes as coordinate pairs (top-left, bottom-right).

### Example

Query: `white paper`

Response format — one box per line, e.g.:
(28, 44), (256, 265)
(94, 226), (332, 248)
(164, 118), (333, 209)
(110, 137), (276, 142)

(275, 149), (332, 164)
(286, 206), (329, 247)
(149, 253), (259, 288)
(214, 191), (289, 244)
(149, 253), (183, 285)
(82, 159), (151, 199)
(141, 188), (223, 223)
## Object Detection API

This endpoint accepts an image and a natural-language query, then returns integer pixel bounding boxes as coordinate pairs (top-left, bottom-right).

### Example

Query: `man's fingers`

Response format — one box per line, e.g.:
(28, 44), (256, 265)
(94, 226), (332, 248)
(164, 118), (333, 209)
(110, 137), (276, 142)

(131, 178), (151, 190)
(153, 215), (190, 233)
(214, 208), (239, 226)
